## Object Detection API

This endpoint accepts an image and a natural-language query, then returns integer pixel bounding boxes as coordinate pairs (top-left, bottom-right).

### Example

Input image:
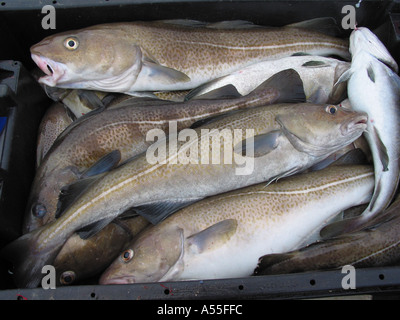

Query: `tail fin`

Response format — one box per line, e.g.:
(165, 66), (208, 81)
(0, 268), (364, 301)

(248, 68), (306, 104)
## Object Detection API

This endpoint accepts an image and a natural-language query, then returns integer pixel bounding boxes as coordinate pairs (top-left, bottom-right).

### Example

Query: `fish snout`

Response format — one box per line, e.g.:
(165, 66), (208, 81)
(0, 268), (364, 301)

(341, 113), (368, 135)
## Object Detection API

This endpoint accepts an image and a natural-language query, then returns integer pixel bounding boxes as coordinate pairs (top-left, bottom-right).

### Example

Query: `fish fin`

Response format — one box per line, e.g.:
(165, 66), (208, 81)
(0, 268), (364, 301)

(76, 90), (105, 110)
(254, 252), (296, 275)
(80, 150), (121, 179)
(189, 84), (242, 100)
(368, 176), (383, 213)
(307, 87), (329, 104)
(329, 64), (350, 104)
(139, 60), (191, 85)
(367, 65), (376, 83)
(190, 109), (244, 129)
(334, 68), (353, 86)
(157, 19), (207, 28)
(187, 219), (238, 254)
(291, 52), (312, 56)
(302, 60), (330, 68)
(184, 78), (227, 101)
(54, 149), (121, 219)
(286, 17), (342, 37)
(76, 217), (115, 239)
(206, 20), (260, 29)
(371, 127), (389, 172)
(0, 227), (62, 288)
(234, 130), (282, 157)
(265, 166), (302, 186)
(251, 69), (306, 103)
(319, 216), (368, 239)
(133, 199), (201, 225)
(55, 175), (102, 219)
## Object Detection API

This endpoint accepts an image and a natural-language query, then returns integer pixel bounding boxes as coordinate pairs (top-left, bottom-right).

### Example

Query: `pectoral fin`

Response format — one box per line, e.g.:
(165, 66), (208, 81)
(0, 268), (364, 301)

(133, 198), (202, 225)
(140, 61), (191, 85)
(371, 126), (389, 171)
(55, 150), (121, 218)
(234, 130), (282, 157)
(187, 219), (238, 254)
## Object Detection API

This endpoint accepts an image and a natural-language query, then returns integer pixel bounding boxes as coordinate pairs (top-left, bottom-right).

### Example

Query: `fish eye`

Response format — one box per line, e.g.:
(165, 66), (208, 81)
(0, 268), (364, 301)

(32, 203), (47, 218)
(326, 105), (337, 115)
(122, 249), (134, 262)
(64, 37), (79, 50)
(60, 271), (76, 285)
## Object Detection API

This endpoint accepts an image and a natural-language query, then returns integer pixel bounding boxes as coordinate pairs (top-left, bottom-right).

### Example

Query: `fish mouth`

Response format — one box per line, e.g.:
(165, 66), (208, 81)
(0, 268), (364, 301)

(31, 54), (66, 87)
(341, 114), (368, 135)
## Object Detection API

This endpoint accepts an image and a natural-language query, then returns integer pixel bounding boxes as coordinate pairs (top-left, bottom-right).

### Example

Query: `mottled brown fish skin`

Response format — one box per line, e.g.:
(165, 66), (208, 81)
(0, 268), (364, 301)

(30, 21), (350, 91)
(99, 165), (373, 283)
(36, 102), (74, 168)
(23, 82), (283, 233)
(53, 216), (149, 286)
(255, 194), (400, 275)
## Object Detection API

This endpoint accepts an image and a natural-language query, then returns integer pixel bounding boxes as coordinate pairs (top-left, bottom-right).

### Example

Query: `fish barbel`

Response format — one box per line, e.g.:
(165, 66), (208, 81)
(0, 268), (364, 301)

(30, 19), (350, 95)
(2, 102), (367, 288)
(99, 165), (373, 284)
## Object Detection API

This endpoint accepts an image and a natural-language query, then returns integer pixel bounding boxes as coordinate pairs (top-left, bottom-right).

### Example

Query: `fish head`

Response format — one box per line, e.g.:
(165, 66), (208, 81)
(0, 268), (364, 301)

(349, 27), (398, 73)
(276, 103), (368, 158)
(30, 26), (143, 88)
(99, 225), (184, 284)
(23, 165), (79, 233)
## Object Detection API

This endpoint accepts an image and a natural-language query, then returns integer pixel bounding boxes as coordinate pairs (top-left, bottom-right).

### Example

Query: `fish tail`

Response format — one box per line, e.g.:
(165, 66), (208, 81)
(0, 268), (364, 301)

(1, 228), (62, 288)
(251, 68), (306, 103)
(254, 252), (297, 275)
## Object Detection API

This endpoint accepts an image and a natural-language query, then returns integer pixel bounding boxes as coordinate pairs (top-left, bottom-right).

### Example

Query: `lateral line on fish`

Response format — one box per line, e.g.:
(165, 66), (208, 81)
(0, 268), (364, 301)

(352, 239), (400, 265)
(89, 104), (249, 130)
(220, 172), (374, 198)
(174, 40), (347, 51)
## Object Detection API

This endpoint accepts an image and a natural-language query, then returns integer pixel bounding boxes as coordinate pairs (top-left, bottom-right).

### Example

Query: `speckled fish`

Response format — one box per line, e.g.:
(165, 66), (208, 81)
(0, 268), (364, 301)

(54, 216), (149, 286)
(30, 19), (350, 95)
(99, 165), (373, 284)
(24, 69), (305, 233)
(186, 56), (350, 104)
(255, 193), (400, 276)
(2, 101), (367, 288)
(36, 102), (75, 168)
(320, 27), (400, 238)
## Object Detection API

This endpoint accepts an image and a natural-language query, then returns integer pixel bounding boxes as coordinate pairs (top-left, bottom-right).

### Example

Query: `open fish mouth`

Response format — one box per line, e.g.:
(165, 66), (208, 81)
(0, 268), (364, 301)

(31, 54), (65, 87)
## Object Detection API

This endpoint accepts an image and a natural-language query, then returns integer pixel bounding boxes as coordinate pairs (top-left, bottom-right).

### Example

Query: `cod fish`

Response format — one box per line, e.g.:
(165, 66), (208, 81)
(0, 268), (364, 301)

(255, 193), (400, 276)
(2, 102), (367, 288)
(24, 69), (305, 233)
(99, 165), (374, 284)
(186, 56), (350, 104)
(36, 102), (75, 168)
(54, 216), (149, 286)
(30, 19), (350, 95)
(321, 27), (400, 238)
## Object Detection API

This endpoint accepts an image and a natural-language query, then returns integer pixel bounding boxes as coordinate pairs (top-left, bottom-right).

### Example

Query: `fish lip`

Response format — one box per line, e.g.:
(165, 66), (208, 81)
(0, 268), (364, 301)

(341, 114), (368, 135)
(31, 54), (66, 86)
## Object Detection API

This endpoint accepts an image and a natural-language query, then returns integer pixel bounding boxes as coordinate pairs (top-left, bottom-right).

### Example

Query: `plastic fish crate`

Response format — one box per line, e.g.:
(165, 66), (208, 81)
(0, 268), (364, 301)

(1, 0), (400, 301)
